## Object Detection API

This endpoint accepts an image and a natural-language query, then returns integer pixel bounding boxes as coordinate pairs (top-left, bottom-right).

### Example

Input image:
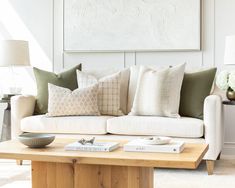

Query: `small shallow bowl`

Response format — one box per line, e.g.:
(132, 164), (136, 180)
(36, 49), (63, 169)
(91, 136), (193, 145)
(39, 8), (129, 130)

(139, 136), (172, 145)
(18, 133), (55, 148)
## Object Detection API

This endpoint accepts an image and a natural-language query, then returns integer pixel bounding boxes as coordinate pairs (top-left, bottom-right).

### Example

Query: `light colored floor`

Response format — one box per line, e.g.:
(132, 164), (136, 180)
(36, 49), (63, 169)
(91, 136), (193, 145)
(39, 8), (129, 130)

(0, 159), (235, 188)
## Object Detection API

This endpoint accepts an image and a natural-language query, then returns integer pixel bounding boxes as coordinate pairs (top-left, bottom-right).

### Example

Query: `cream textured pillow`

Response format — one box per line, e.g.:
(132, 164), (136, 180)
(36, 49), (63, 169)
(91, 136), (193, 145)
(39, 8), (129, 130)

(130, 63), (186, 117)
(47, 83), (100, 117)
(77, 70), (123, 116)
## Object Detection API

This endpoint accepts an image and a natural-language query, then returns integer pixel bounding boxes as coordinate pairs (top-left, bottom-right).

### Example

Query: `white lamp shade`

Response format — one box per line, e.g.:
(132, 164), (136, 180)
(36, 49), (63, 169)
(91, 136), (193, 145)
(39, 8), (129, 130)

(224, 35), (235, 65)
(0, 40), (30, 67)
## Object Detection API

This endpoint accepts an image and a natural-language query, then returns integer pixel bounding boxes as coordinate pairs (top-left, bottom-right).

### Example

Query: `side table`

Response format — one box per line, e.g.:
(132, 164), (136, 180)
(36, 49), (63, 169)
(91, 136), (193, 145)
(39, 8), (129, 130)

(0, 98), (11, 141)
(222, 100), (235, 155)
(222, 101), (235, 105)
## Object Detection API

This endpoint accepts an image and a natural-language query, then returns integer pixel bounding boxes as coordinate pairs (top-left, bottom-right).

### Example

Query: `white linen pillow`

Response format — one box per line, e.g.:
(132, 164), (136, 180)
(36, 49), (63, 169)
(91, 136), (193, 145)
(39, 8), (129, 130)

(47, 83), (100, 117)
(130, 63), (186, 117)
(77, 70), (124, 116)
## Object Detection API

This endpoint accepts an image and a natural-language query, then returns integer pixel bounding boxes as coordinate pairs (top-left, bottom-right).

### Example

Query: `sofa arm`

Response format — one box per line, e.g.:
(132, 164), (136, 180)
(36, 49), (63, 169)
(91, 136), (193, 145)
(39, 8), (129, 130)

(203, 95), (223, 160)
(11, 95), (36, 139)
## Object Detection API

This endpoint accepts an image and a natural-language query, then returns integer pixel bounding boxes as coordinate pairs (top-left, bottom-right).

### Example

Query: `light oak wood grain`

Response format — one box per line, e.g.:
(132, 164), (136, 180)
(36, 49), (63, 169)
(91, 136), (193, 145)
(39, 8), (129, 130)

(0, 139), (209, 188)
(32, 161), (74, 188)
(16, 160), (22, 165)
(206, 160), (215, 175)
(0, 139), (208, 169)
(32, 162), (153, 188)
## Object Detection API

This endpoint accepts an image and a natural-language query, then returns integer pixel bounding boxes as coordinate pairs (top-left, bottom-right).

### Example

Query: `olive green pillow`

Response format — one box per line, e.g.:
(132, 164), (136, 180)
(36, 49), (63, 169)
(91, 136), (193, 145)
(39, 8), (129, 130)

(33, 64), (82, 114)
(179, 68), (217, 119)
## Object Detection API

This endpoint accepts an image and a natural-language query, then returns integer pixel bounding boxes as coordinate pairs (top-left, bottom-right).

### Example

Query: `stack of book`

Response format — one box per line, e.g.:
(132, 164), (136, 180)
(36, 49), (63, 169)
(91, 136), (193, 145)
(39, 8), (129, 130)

(65, 141), (119, 152)
(124, 139), (185, 153)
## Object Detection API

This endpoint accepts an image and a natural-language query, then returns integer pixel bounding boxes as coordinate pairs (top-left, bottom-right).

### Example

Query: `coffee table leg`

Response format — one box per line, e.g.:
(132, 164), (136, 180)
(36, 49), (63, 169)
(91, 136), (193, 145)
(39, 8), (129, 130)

(32, 161), (74, 188)
(74, 164), (154, 188)
(32, 161), (154, 188)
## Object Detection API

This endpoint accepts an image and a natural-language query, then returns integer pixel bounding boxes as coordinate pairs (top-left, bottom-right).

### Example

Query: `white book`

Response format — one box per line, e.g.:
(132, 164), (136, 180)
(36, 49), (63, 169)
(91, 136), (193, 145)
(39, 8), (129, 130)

(65, 141), (119, 152)
(124, 140), (185, 153)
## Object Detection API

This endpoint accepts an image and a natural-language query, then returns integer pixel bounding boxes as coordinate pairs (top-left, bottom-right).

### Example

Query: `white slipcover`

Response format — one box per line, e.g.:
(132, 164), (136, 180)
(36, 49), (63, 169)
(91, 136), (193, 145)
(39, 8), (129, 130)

(21, 115), (113, 134)
(107, 116), (204, 138)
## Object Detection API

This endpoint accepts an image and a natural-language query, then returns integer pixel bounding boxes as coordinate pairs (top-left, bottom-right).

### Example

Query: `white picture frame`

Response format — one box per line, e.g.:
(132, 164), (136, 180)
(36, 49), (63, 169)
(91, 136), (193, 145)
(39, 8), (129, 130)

(64, 0), (201, 52)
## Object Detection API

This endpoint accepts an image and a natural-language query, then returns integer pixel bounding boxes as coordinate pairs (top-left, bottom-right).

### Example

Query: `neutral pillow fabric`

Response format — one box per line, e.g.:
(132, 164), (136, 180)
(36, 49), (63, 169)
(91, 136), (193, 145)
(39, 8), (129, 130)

(33, 64), (81, 114)
(130, 63), (186, 117)
(179, 68), (217, 119)
(47, 83), (100, 117)
(83, 68), (130, 114)
(77, 70), (124, 116)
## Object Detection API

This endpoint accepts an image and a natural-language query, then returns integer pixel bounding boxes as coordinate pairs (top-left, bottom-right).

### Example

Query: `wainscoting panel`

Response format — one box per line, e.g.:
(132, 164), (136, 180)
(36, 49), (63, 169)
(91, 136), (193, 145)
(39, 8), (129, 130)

(63, 52), (125, 70)
(124, 52), (136, 67)
(135, 51), (203, 69)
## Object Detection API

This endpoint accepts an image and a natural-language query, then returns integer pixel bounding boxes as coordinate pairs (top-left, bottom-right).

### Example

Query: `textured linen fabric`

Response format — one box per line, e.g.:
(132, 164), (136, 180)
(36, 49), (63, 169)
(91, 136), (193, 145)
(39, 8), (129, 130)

(82, 68), (130, 114)
(130, 63), (186, 117)
(33, 64), (81, 114)
(127, 66), (141, 113)
(47, 83), (100, 117)
(77, 70), (124, 116)
(21, 115), (112, 134)
(203, 95), (222, 160)
(107, 115), (204, 138)
(11, 95), (36, 139)
(179, 68), (217, 119)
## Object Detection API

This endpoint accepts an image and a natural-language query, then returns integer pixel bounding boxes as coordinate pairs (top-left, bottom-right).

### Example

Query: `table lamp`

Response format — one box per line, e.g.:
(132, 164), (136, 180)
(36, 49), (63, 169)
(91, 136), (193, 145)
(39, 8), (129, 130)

(224, 35), (235, 65)
(0, 40), (30, 95)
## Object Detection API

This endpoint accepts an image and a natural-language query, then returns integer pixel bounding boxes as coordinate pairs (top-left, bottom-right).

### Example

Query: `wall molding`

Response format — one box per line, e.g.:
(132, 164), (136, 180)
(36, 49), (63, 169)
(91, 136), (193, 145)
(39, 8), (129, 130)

(53, 0), (212, 70)
(223, 142), (235, 155)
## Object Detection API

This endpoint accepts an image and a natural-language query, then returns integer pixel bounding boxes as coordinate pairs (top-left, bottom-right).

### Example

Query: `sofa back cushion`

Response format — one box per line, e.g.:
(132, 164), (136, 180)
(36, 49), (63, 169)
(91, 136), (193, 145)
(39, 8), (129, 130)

(127, 66), (140, 113)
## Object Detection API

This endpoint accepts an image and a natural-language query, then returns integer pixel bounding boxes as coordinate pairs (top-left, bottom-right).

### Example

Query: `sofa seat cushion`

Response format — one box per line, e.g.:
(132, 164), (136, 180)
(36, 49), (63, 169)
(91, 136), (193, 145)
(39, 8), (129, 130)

(107, 116), (204, 138)
(21, 115), (113, 134)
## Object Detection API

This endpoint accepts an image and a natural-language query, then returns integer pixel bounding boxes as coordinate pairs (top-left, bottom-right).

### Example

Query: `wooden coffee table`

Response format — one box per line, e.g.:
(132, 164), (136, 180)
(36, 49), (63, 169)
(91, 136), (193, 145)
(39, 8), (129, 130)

(0, 139), (208, 188)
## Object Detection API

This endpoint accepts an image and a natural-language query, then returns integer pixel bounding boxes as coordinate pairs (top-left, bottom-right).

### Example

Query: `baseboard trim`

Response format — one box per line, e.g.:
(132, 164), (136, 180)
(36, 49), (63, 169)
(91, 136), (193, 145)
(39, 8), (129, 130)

(222, 142), (235, 156)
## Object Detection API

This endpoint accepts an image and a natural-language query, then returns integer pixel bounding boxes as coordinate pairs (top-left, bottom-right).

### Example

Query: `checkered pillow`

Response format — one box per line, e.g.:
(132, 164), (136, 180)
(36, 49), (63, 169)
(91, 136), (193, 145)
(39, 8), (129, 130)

(77, 70), (124, 116)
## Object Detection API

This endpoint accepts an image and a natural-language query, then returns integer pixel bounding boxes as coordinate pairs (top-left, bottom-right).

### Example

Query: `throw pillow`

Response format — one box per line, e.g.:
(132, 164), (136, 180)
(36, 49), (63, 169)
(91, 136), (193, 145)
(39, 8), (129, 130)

(33, 64), (81, 114)
(78, 68), (130, 114)
(47, 83), (100, 117)
(179, 68), (217, 119)
(77, 70), (123, 116)
(130, 63), (186, 117)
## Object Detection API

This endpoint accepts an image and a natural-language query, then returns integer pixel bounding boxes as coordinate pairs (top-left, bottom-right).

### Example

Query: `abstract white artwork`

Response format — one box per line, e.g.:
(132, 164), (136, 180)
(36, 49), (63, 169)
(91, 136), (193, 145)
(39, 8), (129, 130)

(64, 0), (201, 51)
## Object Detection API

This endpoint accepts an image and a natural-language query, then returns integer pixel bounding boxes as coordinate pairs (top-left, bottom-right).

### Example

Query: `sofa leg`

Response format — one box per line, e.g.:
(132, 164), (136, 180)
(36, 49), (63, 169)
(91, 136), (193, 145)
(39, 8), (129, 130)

(217, 152), (221, 160)
(16, 160), (23, 165)
(206, 160), (214, 175)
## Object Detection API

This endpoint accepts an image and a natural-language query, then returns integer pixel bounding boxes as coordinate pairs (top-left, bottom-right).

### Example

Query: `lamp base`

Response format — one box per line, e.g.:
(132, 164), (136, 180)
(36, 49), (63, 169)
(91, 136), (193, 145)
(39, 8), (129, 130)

(226, 89), (235, 101)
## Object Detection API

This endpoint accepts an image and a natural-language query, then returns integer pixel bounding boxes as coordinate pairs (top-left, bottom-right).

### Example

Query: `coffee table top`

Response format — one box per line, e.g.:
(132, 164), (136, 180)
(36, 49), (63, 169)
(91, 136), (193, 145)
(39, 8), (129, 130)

(0, 139), (208, 169)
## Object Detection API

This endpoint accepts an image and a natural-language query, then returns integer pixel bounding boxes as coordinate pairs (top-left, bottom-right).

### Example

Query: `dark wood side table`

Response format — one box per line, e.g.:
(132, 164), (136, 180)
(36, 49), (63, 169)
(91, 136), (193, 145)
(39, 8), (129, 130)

(222, 100), (235, 155)
(222, 100), (235, 105)
(0, 98), (12, 142)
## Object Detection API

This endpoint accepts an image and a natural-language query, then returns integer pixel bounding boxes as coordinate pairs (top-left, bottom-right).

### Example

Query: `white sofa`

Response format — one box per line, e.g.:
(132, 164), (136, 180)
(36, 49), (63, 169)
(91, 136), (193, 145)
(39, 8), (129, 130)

(10, 67), (223, 172)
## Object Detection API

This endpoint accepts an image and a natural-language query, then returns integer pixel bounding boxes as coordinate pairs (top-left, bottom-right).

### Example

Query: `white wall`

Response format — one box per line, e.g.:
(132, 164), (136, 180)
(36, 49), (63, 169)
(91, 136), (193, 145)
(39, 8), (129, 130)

(0, 0), (53, 126)
(55, 0), (215, 72)
(0, 0), (235, 154)
(214, 0), (235, 155)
